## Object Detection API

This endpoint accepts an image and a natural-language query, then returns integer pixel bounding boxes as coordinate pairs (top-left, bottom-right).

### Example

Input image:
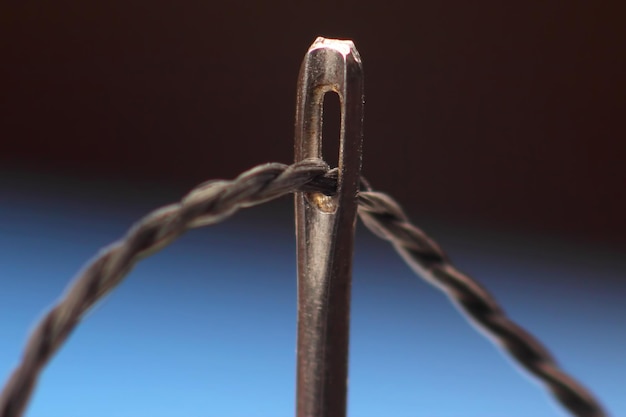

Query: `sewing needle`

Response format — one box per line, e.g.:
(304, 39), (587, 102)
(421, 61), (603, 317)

(294, 37), (364, 417)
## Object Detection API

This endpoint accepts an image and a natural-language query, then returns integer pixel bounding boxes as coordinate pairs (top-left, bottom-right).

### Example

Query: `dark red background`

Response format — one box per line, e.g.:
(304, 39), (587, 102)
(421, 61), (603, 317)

(1, 1), (624, 243)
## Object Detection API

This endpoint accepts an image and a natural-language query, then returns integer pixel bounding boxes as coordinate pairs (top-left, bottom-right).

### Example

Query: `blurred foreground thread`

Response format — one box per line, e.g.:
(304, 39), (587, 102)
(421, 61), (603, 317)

(0, 158), (606, 417)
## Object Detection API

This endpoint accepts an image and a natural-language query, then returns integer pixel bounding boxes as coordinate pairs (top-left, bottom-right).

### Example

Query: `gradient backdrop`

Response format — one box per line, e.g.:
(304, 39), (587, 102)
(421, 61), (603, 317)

(1, 1), (624, 416)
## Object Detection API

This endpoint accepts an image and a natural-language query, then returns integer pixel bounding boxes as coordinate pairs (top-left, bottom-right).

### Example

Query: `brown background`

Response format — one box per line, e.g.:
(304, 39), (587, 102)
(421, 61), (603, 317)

(1, 1), (624, 243)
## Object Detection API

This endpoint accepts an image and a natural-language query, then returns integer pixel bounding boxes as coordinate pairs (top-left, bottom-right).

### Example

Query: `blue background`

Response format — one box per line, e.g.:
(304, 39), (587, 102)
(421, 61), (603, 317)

(1, 172), (623, 417)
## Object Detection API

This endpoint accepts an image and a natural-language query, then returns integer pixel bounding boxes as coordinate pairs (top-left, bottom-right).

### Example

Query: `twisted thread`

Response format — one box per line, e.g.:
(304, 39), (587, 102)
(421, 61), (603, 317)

(357, 191), (606, 417)
(0, 160), (605, 417)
